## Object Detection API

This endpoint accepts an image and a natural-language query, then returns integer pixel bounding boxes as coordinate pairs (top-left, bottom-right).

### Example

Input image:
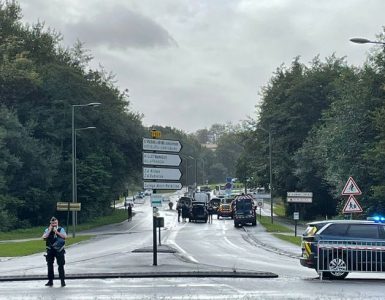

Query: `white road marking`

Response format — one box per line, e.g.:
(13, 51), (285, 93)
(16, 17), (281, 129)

(166, 223), (199, 263)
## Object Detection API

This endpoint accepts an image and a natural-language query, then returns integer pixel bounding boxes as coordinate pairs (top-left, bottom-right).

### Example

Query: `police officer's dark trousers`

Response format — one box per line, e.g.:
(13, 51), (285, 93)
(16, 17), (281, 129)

(46, 248), (65, 286)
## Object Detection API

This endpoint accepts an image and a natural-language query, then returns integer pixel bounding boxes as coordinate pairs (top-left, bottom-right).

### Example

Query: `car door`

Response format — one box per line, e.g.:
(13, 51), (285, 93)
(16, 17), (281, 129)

(345, 224), (381, 271)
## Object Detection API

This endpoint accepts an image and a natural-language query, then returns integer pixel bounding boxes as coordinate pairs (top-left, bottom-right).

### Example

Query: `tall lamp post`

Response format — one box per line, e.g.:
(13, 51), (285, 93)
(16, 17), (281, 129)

(180, 155), (195, 195)
(197, 158), (205, 185)
(350, 37), (385, 45)
(260, 126), (273, 224)
(72, 102), (100, 238)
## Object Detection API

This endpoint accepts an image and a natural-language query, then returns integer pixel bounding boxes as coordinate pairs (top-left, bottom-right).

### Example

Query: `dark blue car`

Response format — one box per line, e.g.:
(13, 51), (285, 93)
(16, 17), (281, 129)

(300, 220), (385, 279)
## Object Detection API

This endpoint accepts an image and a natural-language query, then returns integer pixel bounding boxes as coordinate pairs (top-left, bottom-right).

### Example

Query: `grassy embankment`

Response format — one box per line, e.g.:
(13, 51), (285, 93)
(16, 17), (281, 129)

(0, 209), (128, 257)
(258, 202), (302, 246)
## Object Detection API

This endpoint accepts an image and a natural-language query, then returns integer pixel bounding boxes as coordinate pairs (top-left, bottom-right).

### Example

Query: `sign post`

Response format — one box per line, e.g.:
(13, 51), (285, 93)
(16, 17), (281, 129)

(142, 133), (183, 266)
(287, 192), (312, 236)
(341, 177), (362, 219)
(293, 211), (299, 237)
(56, 202), (81, 235)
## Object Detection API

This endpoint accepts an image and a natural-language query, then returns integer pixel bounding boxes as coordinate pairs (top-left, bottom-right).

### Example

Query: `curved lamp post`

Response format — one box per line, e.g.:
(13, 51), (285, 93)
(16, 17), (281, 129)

(180, 155), (195, 195)
(72, 103), (100, 237)
(350, 38), (385, 45)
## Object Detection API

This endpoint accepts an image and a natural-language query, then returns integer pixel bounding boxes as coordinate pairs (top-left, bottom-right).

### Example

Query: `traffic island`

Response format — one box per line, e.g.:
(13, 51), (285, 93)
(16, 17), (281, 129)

(0, 270), (278, 282)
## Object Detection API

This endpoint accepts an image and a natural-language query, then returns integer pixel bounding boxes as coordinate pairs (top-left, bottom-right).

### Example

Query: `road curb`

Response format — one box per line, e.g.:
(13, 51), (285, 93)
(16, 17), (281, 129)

(0, 271), (278, 282)
(243, 227), (300, 259)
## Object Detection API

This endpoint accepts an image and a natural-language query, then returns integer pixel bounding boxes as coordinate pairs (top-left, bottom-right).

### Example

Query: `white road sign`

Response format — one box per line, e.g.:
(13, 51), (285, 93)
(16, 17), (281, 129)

(287, 197), (313, 203)
(151, 195), (163, 207)
(343, 195), (363, 213)
(142, 153), (181, 166)
(144, 182), (182, 190)
(142, 138), (182, 153)
(342, 177), (362, 195)
(287, 192), (313, 197)
(143, 167), (182, 181)
(287, 191), (313, 203)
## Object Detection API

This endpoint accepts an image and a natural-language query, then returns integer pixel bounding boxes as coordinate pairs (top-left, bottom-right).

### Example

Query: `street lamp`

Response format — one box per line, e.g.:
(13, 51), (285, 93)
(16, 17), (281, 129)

(350, 37), (385, 45)
(259, 126), (273, 224)
(180, 155), (195, 195)
(200, 158), (206, 185)
(72, 103), (100, 238)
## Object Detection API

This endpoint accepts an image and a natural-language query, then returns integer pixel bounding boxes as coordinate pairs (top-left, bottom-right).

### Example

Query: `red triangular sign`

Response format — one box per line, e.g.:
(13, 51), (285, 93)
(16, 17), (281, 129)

(343, 195), (363, 213)
(342, 177), (362, 195)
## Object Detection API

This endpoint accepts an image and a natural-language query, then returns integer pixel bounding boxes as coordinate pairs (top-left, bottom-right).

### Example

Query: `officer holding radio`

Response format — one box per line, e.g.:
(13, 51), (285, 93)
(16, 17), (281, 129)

(42, 217), (67, 287)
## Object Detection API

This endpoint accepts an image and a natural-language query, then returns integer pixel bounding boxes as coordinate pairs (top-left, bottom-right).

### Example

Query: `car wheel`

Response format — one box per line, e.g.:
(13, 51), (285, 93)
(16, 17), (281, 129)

(327, 258), (349, 280)
(252, 221), (256, 226)
(217, 215), (220, 219)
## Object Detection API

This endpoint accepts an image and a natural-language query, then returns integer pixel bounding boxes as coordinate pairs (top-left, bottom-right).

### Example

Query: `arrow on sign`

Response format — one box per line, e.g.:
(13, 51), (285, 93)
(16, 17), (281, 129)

(143, 167), (182, 180)
(143, 153), (181, 166)
(142, 138), (182, 153)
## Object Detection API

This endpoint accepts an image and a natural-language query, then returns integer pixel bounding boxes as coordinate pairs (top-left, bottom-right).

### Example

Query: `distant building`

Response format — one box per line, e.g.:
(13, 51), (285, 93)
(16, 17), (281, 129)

(202, 143), (217, 151)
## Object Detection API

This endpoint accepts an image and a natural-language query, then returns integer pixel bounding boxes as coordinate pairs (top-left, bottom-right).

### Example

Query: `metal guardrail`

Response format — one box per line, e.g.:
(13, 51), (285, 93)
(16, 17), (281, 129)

(317, 240), (385, 280)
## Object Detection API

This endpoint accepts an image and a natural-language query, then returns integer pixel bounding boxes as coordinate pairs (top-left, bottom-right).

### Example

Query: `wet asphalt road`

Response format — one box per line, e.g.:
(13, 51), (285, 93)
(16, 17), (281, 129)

(1, 192), (385, 299)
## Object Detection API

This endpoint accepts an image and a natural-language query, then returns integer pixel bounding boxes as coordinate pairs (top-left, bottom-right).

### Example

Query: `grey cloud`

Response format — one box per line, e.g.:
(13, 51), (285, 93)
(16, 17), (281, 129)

(66, 7), (177, 49)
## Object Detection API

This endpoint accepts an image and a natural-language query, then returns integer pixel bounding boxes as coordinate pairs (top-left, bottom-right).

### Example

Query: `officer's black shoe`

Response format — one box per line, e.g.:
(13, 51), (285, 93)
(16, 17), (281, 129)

(45, 281), (53, 287)
(61, 281), (66, 287)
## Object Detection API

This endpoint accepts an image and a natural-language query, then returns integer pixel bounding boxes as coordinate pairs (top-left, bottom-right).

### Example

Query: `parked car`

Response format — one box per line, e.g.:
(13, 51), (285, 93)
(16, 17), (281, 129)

(233, 194), (256, 227)
(177, 196), (192, 212)
(300, 219), (385, 279)
(144, 189), (152, 196)
(217, 203), (232, 219)
(189, 203), (208, 223)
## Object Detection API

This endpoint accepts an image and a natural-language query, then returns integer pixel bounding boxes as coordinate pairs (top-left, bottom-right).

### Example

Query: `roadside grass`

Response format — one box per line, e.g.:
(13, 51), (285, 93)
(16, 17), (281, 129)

(0, 235), (92, 257)
(258, 215), (292, 233)
(274, 202), (286, 217)
(273, 233), (302, 246)
(0, 209), (128, 240)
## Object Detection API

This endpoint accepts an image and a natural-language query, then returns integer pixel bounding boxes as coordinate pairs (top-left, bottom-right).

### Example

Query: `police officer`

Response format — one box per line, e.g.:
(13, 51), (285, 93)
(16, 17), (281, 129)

(207, 204), (214, 223)
(42, 217), (67, 287)
(127, 203), (133, 221)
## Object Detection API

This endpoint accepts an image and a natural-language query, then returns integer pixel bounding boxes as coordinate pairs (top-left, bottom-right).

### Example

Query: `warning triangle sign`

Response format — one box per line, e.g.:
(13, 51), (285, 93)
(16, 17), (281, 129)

(342, 177), (362, 195)
(343, 195), (363, 213)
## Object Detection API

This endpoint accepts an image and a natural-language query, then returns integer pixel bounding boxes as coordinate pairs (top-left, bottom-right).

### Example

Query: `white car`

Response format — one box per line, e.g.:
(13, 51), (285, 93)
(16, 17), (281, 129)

(144, 189), (152, 196)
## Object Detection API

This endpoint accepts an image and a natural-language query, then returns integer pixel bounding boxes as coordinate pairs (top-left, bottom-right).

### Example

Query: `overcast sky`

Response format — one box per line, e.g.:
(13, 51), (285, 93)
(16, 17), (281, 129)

(18, 0), (385, 133)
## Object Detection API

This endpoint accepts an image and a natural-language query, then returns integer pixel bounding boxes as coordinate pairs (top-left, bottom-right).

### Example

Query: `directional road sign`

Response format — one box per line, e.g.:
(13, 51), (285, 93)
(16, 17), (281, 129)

(143, 153), (181, 167)
(287, 192), (313, 203)
(287, 197), (312, 203)
(143, 167), (182, 181)
(56, 202), (81, 211)
(142, 138), (182, 153)
(144, 182), (182, 190)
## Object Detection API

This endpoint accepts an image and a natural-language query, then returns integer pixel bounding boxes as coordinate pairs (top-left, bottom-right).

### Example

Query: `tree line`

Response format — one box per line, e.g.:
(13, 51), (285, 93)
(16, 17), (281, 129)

(236, 29), (385, 219)
(0, 2), (244, 231)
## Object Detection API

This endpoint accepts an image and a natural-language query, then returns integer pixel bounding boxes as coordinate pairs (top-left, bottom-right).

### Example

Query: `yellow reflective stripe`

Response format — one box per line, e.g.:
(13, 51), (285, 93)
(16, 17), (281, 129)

(305, 242), (311, 256)
(310, 227), (317, 235)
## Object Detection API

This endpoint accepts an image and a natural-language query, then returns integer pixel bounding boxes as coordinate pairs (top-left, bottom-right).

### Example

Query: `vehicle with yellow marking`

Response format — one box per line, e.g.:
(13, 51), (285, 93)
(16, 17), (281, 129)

(300, 220), (385, 279)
